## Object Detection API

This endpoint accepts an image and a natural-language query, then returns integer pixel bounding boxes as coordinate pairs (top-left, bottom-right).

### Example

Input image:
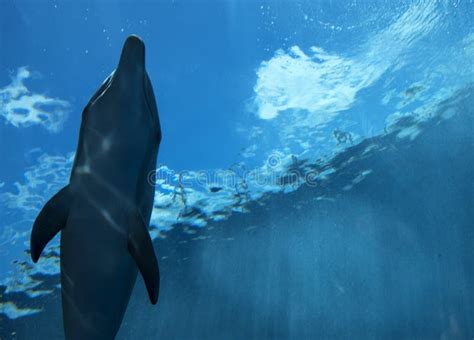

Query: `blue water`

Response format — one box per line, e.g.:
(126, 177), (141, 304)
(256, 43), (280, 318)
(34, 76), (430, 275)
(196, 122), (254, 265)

(1, 1), (473, 339)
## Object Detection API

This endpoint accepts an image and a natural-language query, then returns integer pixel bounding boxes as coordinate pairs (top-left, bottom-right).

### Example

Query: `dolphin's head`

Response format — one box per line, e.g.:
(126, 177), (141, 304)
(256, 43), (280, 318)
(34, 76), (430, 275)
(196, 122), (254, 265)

(84, 35), (148, 111)
(80, 34), (161, 155)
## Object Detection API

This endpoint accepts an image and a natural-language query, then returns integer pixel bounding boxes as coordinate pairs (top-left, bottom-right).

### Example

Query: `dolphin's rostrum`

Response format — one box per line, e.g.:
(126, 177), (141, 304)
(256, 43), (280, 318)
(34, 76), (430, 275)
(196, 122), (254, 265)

(30, 35), (161, 339)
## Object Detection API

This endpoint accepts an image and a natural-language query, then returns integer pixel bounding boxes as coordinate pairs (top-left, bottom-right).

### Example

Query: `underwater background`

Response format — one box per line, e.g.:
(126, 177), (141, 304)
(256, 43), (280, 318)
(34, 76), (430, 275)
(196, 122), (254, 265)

(0, 0), (473, 339)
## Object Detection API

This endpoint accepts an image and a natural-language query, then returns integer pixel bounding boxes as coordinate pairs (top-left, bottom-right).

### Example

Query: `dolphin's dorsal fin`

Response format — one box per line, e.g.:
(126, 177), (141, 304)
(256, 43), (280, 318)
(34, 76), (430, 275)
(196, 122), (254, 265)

(127, 212), (160, 305)
(30, 185), (71, 263)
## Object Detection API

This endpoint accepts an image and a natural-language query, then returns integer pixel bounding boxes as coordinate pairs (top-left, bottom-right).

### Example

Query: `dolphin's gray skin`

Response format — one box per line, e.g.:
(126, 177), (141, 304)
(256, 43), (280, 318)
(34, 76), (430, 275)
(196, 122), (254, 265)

(30, 35), (161, 339)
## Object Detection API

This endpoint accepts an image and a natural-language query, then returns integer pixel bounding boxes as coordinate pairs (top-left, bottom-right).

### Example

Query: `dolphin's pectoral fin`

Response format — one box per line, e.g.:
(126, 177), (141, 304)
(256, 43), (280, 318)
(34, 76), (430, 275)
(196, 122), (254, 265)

(30, 185), (71, 263)
(128, 213), (160, 305)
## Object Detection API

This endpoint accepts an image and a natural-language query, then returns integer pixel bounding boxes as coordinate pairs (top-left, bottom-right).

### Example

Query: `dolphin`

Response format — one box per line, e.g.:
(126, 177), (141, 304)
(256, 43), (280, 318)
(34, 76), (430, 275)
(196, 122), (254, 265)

(30, 35), (161, 339)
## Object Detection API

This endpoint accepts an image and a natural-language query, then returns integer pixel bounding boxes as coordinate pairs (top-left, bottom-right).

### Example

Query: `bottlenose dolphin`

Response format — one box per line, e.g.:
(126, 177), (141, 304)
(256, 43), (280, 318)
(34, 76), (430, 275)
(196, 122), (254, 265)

(30, 35), (161, 339)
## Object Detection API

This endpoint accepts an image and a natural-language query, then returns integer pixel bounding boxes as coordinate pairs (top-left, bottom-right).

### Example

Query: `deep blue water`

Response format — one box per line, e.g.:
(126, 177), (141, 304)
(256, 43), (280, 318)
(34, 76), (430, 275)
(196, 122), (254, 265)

(1, 1), (473, 339)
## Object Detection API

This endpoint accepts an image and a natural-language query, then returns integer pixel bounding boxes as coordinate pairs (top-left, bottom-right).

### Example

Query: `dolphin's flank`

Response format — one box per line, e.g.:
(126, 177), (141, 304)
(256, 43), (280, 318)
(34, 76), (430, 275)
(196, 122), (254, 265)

(30, 35), (161, 339)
